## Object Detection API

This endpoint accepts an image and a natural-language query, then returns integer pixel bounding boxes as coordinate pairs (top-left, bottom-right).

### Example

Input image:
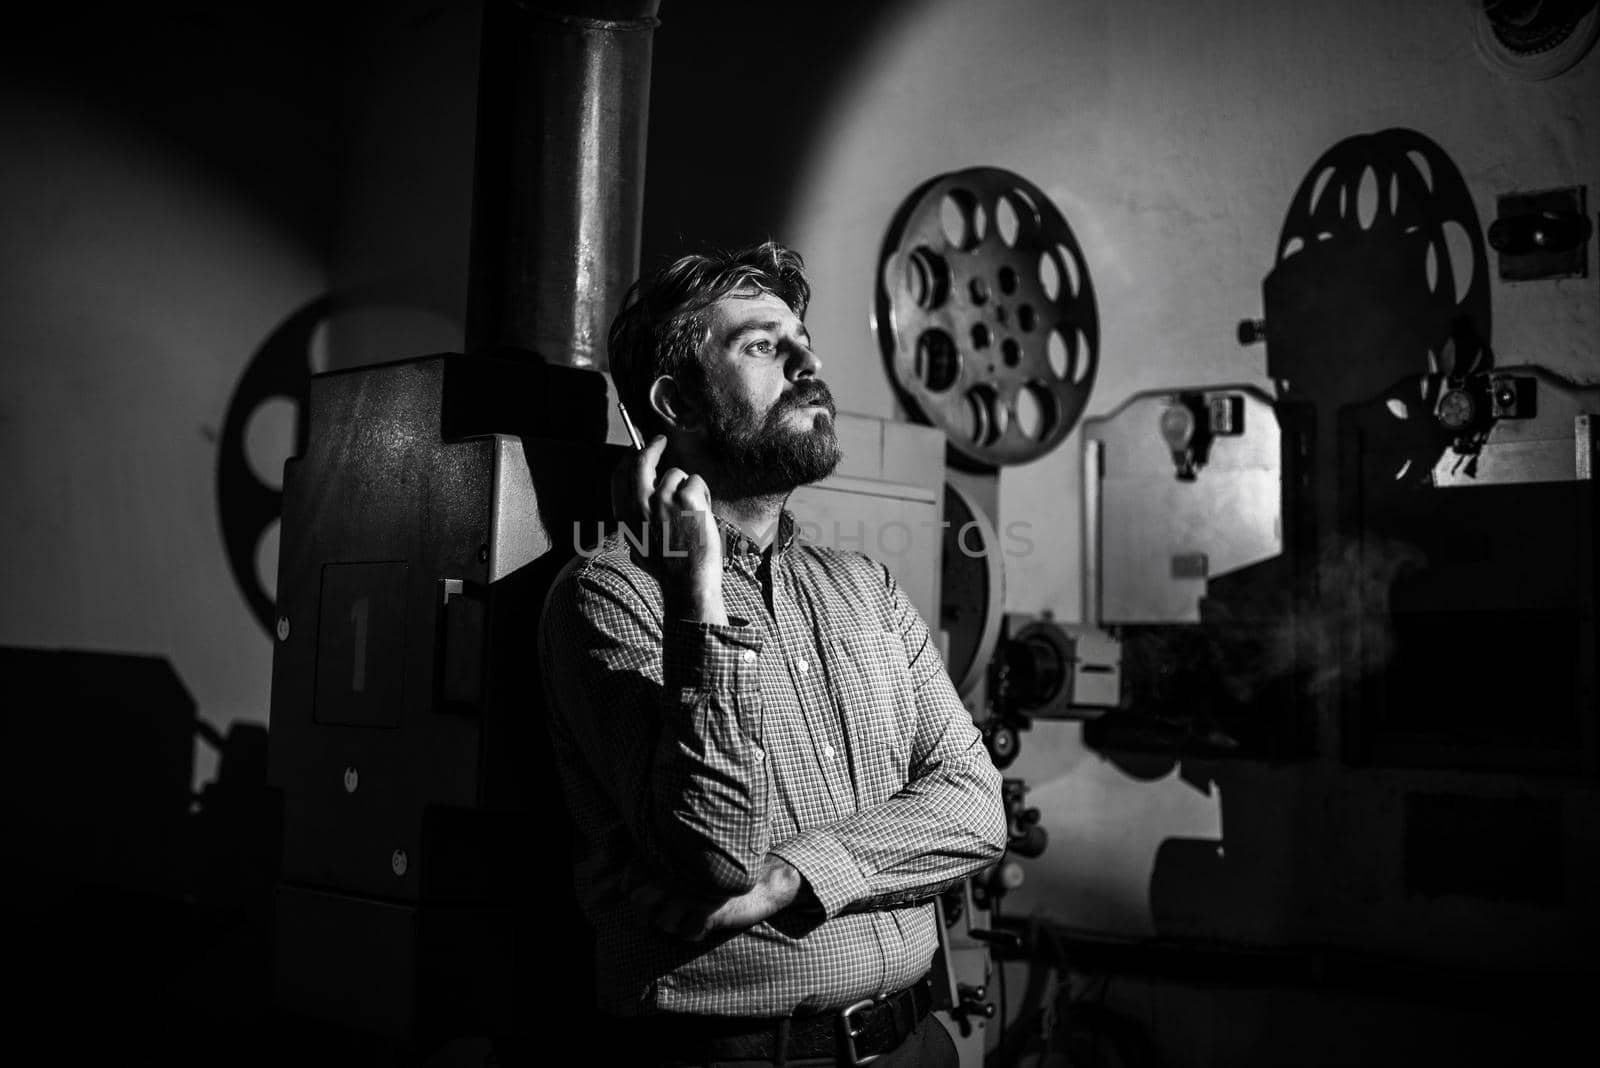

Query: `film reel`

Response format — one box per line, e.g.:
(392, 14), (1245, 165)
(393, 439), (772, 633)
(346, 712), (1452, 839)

(1264, 129), (1491, 483)
(217, 299), (334, 637)
(1273, 130), (1490, 354)
(876, 167), (1099, 469)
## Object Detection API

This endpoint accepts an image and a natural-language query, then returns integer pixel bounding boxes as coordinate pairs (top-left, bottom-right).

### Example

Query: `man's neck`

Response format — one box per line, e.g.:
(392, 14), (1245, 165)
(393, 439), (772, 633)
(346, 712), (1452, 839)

(713, 492), (789, 550)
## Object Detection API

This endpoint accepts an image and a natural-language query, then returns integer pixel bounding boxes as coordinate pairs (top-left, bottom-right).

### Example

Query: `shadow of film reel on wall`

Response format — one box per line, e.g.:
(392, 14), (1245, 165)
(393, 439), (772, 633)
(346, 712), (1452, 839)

(875, 167), (1099, 469)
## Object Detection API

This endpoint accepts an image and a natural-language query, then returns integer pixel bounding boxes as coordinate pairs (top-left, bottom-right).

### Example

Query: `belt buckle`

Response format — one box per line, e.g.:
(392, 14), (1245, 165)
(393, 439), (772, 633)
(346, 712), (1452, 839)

(837, 998), (882, 1066)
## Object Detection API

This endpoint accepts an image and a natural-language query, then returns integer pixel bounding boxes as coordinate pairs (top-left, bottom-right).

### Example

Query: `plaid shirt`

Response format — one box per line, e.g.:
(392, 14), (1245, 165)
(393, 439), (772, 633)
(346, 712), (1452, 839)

(539, 509), (1006, 1017)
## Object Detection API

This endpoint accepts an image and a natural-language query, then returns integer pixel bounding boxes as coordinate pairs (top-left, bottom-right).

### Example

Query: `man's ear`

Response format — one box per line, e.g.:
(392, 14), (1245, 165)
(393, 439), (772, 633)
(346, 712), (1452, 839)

(649, 376), (701, 432)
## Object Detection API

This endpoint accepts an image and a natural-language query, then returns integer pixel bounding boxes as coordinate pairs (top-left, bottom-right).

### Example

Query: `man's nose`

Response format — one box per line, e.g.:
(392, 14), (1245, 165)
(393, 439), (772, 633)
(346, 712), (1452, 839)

(786, 340), (821, 380)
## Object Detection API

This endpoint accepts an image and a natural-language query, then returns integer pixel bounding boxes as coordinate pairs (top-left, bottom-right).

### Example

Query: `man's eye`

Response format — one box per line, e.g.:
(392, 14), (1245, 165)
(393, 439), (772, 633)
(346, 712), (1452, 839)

(746, 339), (775, 355)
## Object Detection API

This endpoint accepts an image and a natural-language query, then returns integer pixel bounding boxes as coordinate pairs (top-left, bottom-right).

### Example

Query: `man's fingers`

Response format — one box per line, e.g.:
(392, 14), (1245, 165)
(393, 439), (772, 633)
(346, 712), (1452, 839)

(651, 468), (690, 526)
(640, 433), (668, 471)
(670, 476), (716, 551)
(653, 896), (696, 939)
(641, 894), (702, 940)
(675, 474), (711, 510)
(654, 467), (689, 500)
(631, 434), (669, 507)
(612, 435), (668, 521)
(629, 885), (727, 941)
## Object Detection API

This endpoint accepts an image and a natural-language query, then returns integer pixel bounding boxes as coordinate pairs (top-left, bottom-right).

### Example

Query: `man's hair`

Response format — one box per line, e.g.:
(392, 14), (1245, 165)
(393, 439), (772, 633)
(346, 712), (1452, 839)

(608, 240), (811, 438)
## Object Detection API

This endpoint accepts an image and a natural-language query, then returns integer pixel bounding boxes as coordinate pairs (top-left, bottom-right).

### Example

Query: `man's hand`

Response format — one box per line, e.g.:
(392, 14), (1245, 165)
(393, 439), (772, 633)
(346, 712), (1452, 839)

(612, 435), (725, 623)
(628, 855), (810, 942)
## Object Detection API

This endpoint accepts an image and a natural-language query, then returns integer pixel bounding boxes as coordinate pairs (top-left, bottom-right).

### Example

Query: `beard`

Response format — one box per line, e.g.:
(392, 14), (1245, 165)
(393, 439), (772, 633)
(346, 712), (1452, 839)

(700, 378), (842, 499)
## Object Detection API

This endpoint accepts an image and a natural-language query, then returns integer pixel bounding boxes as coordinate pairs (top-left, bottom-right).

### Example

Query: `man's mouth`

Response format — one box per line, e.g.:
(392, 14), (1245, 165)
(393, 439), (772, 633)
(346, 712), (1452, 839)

(789, 400), (834, 419)
(786, 383), (836, 417)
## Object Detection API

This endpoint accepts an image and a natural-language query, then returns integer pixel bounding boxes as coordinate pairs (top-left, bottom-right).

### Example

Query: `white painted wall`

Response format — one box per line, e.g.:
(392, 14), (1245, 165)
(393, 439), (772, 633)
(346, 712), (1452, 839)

(783, 0), (1599, 942)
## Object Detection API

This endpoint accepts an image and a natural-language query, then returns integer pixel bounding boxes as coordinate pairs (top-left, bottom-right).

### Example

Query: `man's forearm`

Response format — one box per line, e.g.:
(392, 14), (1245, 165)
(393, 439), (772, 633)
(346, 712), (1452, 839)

(770, 736), (1006, 916)
(633, 852), (819, 941)
(545, 568), (768, 895)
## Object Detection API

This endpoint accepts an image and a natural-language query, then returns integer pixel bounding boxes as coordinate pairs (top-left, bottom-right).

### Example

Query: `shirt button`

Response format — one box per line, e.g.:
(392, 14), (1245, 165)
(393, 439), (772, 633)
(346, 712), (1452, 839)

(742, 649), (756, 664)
(823, 743), (836, 760)
(753, 747), (766, 762)
(796, 658), (809, 674)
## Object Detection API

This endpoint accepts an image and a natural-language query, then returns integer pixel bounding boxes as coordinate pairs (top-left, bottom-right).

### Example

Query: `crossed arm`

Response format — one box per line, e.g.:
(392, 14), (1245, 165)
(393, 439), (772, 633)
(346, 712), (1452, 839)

(539, 558), (1006, 940)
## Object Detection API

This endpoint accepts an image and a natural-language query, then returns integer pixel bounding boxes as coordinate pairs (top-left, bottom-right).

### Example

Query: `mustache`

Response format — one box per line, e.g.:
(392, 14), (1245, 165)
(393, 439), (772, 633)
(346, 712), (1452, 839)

(776, 380), (836, 417)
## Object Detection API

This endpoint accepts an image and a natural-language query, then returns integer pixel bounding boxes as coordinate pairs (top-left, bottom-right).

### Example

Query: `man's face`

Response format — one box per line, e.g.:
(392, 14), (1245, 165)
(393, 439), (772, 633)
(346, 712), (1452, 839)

(691, 288), (840, 496)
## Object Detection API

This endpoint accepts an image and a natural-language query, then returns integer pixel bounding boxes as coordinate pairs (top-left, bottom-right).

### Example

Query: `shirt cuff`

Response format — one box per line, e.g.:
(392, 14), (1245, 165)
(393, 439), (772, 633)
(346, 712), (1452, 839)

(662, 617), (765, 693)
(770, 829), (870, 919)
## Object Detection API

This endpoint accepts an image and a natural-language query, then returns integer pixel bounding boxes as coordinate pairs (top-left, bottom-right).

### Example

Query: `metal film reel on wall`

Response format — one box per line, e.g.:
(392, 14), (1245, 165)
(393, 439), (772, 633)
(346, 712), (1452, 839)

(876, 167), (1099, 469)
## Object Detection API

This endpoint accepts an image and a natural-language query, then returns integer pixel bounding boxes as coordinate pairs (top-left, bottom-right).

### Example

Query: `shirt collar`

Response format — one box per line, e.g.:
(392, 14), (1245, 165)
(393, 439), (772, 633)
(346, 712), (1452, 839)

(717, 509), (798, 565)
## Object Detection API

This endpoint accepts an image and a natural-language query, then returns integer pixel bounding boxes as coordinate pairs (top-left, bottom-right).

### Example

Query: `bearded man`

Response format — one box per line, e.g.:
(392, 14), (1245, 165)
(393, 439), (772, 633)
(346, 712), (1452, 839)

(538, 241), (1006, 1067)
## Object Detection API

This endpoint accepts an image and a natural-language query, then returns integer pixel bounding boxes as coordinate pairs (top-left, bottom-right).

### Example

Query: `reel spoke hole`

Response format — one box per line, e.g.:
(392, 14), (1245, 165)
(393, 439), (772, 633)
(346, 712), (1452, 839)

(1039, 252), (1060, 300)
(1018, 303), (1036, 332)
(244, 395), (297, 491)
(1357, 166), (1379, 230)
(1047, 328), (1071, 379)
(1072, 327), (1092, 383)
(996, 195), (1020, 246)
(255, 519), (281, 602)
(941, 189), (987, 250)
(1039, 246), (1079, 302)
(1406, 150), (1433, 193)
(1002, 188), (1042, 248)
(995, 187), (1045, 248)
(905, 246), (950, 310)
(969, 277), (990, 304)
(1056, 245), (1079, 300)
(1309, 166), (1335, 215)
(1014, 381), (1058, 442)
(1441, 219), (1474, 303)
(998, 264), (1018, 295)
(971, 322), (992, 350)
(915, 328), (962, 392)
(966, 384), (1006, 447)
(1001, 337), (1022, 367)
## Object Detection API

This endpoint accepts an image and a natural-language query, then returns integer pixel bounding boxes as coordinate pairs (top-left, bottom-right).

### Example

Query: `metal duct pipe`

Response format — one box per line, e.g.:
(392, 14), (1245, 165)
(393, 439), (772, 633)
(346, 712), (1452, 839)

(465, 0), (661, 369)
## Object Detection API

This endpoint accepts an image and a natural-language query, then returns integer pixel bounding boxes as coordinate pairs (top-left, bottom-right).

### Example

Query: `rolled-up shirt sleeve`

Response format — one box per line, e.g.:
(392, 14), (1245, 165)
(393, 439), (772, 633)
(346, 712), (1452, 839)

(769, 564), (1007, 917)
(541, 563), (773, 894)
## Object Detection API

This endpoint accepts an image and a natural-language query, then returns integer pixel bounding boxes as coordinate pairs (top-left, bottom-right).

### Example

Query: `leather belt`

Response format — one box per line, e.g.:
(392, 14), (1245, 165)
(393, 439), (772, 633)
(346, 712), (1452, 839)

(628, 975), (936, 1066)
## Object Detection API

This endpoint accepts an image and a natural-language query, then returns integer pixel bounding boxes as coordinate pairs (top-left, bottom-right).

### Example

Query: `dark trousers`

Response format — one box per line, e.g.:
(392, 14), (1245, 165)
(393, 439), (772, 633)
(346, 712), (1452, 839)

(617, 1011), (960, 1068)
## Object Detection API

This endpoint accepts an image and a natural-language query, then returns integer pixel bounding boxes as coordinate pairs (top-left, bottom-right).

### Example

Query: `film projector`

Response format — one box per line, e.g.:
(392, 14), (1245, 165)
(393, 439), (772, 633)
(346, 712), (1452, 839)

(868, 166), (1117, 1056)
(872, 164), (1324, 778)
(873, 167), (1117, 747)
